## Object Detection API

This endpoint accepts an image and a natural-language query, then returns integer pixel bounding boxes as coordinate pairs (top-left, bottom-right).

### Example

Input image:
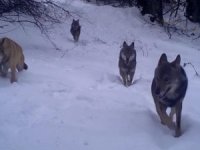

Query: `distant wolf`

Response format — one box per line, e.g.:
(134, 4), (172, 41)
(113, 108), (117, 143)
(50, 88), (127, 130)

(0, 37), (28, 83)
(70, 19), (81, 42)
(118, 41), (136, 86)
(151, 53), (188, 137)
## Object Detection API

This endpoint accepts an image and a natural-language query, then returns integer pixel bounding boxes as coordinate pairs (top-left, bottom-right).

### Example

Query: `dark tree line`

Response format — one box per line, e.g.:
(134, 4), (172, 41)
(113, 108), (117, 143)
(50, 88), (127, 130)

(86, 0), (200, 24)
(186, 0), (200, 22)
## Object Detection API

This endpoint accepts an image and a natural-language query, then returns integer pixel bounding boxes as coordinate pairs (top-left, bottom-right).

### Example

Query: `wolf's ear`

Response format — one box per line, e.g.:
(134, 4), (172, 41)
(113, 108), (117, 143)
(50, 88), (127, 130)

(130, 42), (134, 49)
(172, 54), (181, 66)
(123, 41), (128, 48)
(158, 53), (168, 65)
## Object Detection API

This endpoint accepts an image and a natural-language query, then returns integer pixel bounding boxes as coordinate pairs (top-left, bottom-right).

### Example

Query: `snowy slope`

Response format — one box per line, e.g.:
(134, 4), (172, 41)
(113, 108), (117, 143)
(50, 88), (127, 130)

(0, 1), (200, 150)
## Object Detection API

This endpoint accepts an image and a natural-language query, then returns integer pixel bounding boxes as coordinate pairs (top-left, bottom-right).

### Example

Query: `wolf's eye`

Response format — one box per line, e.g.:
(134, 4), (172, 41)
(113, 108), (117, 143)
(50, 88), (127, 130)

(163, 76), (169, 82)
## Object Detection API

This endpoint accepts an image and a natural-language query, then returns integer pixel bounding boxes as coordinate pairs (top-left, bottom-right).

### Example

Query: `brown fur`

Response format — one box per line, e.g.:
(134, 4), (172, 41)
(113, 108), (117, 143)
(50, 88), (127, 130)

(0, 37), (28, 83)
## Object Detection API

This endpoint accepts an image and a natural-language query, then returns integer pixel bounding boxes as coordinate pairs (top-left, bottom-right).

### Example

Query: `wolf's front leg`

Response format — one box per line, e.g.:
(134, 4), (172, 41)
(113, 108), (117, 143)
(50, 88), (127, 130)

(0, 63), (8, 77)
(174, 102), (182, 137)
(120, 70), (128, 86)
(159, 103), (176, 129)
(10, 65), (17, 83)
(128, 71), (135, 86)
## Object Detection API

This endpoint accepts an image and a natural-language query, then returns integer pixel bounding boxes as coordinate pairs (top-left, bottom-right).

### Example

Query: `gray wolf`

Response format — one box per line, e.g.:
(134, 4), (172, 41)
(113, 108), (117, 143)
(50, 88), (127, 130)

(151, 53), (188, 137)
(0, 37), (28, 83)
(118, 41), (136, 86)
(70, 19), (81, 42)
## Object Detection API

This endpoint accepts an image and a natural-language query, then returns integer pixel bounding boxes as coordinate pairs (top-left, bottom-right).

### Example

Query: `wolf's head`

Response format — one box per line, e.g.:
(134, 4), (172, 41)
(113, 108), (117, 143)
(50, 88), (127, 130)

(120, 41), (136, 65)
(71, 19), (80, 30)
(154, 53), (183, 100)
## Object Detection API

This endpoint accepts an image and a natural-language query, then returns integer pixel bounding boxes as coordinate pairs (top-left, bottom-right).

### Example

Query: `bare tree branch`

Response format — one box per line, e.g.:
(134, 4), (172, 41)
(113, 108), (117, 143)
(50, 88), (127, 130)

(0, 0), (71, 33)
(184, 62), (200, 77)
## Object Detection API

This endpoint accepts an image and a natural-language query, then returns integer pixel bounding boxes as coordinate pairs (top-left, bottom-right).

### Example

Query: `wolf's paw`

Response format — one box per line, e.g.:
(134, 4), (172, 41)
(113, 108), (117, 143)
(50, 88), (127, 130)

(11, 78), (17, 83)
(174, 129), (181, 137)
(161, 120), (165, 125)
(127, 81), (132, 87)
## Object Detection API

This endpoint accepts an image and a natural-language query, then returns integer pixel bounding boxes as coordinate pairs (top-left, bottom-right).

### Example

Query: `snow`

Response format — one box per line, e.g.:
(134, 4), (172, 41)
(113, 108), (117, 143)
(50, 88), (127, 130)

(0, 0), (200, 150)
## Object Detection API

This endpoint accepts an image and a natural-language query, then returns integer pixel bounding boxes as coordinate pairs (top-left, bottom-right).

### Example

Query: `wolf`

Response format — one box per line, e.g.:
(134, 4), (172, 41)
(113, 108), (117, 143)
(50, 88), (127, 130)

(0, 37), (28, 83)
(151, 53), (188, 137)
(118, 41), (136, 86)
(70, 19), (81, 42)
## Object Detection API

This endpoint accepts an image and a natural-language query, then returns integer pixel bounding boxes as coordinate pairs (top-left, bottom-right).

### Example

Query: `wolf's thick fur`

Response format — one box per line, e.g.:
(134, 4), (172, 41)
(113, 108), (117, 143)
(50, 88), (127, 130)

(70, 19), (81, 42)
(151, 53), (188, 137)
(0, 37), (28, 83)
(118, 41), (136, 86)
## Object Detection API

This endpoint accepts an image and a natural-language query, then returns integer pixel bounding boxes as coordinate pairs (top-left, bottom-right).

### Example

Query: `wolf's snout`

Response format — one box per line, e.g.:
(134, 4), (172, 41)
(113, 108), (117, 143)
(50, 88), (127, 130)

(126, 58), (129, 64)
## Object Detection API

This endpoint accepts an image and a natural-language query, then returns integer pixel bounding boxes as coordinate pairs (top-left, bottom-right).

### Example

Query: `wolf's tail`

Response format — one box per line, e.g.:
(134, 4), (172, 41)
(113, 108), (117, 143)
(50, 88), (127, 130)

(24, 63), (28, 70)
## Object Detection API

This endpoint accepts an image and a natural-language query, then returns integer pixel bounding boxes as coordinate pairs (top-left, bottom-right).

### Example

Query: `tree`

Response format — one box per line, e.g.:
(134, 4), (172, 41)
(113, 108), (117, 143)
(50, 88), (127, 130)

(186, 0), (200, 23)
(136, 0), (164, 25)
(0, 0), (70, 33)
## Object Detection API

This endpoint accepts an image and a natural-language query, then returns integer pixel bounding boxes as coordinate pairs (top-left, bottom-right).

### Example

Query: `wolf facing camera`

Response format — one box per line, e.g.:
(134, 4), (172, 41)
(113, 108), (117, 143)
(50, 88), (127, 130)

(0, 37), (28, 83)
(118, 41), (136, 86)
(70, 19), (81, 42)
(151, 53), (188, 137)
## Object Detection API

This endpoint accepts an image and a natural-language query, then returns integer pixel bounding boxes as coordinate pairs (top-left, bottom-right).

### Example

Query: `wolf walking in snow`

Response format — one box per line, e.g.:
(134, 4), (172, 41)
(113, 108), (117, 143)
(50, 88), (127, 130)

(0, 37), (28, 83)
(151, 53), (188, 137)
(118, 41), (136, 86)
(70, 19), (81, 42)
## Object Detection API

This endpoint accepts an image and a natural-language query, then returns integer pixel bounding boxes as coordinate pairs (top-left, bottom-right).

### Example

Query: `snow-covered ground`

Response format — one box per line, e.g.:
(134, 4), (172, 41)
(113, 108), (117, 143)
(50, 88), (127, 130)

(0, 1), (200, 150)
